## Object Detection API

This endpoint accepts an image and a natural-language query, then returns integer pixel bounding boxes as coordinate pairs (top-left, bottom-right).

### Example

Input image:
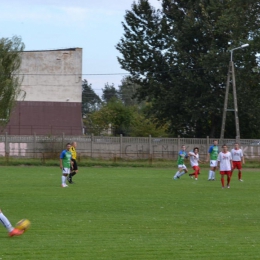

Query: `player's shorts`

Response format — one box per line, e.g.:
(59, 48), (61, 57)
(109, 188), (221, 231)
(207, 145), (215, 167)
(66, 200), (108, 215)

(210, 160), (218, 167)
(232, 161), (242, 170)
(220, 171), (231, 175)
(71, 159), (78, 171)
(62, 167), (70, 174)
(178, 164), (187, 170)
(192, 166), (200, 173)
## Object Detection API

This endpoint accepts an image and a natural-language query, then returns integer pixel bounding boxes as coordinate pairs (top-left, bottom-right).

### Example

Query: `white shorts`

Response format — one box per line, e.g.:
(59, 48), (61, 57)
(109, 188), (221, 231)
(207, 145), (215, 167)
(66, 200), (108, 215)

(178, 164), (187, 170)
(62, 168), (70, 174)
(210, 160), (218, 167)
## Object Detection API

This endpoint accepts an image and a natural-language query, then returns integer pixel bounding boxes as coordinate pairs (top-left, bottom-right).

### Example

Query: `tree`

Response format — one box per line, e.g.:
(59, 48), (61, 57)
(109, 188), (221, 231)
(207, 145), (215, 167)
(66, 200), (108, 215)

(116, 0), (260, 138)
(118, 76), (144, 107)
(102, 83), (119, 103)
(90, 99), (134, 136)
(0, 36), (25, 125)
(82, 79), (101, 117)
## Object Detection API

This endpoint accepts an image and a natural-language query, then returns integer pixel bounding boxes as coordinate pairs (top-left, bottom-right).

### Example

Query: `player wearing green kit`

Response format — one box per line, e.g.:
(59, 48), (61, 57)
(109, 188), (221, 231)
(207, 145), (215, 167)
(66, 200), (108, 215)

(206, 140), (219, 180)
(60, 143), (73, 188)
(173, 145), (188, 180)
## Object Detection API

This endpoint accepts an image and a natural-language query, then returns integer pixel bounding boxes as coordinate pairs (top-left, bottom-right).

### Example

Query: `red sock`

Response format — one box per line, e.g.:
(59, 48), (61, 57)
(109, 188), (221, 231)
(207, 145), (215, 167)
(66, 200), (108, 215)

(221, 178), (225, 187)
(238, 171), (242, 180)
(227, 176), (230, 186)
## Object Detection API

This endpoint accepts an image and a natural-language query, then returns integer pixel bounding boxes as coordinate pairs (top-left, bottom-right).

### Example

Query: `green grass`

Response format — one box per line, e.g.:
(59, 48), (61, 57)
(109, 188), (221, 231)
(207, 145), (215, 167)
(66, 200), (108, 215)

(1, 157), (260, 168)
(1, 166), (260, 259)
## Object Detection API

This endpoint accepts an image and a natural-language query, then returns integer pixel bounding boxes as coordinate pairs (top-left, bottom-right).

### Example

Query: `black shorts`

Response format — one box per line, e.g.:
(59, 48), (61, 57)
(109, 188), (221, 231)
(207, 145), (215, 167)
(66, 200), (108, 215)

(71, 159), (78, 171)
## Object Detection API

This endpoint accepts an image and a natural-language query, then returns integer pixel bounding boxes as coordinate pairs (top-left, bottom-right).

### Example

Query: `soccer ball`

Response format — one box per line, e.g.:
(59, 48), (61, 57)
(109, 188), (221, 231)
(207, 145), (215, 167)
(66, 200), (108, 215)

(15, 219), (31, 232)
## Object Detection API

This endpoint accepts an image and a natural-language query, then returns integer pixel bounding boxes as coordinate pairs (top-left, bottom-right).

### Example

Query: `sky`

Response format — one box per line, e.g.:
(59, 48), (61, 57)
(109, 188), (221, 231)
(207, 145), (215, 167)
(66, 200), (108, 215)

(0, 0), (161, 96)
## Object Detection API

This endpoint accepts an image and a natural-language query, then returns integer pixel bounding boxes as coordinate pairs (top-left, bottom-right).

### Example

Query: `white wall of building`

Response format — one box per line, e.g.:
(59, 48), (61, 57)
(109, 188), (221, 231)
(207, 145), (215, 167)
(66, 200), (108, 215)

(18, 48), (82, 102)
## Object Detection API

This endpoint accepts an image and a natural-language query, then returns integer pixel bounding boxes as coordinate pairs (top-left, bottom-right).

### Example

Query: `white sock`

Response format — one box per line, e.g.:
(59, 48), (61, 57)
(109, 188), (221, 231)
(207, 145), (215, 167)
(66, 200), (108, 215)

(212, 171), (215, 179)
(174, 171), (179, 178)
(0, 212), (13, 232)
(179, 170), (186, 177)
(62, 176), (66, 185)
(208, 170), (212, 180)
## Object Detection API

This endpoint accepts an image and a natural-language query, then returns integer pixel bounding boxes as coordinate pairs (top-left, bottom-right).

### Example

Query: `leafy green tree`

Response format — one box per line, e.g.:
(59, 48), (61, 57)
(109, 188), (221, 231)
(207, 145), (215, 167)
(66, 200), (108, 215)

(90, 99), (134, 136)
(0, 36), (25, 125)
(102, 83), (119, 103)
(82, 79), (101, 117)
(116, 0), (260, 138)
(118, 76), (143, 107)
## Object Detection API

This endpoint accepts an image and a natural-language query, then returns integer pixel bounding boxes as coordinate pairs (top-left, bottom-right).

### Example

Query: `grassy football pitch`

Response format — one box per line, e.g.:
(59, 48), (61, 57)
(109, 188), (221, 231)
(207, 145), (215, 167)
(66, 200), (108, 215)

(1, 166), (260, 260)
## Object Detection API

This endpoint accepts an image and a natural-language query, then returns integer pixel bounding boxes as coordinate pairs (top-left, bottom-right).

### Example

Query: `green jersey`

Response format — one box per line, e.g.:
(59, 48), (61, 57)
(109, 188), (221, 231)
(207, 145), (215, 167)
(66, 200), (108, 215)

(177, 150), (187, 165)
(208, 145), (219, 160)
(60, 150), (72, 168)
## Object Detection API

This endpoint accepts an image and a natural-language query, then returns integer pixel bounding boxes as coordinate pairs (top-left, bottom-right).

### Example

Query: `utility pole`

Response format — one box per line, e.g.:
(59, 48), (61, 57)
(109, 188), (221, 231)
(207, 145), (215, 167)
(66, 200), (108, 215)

(220, 44), (249, 143)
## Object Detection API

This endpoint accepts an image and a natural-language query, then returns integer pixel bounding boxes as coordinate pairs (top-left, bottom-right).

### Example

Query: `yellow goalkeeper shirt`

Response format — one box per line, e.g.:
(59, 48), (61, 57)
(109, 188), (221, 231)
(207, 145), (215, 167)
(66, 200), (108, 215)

(70, 147), (77, 160)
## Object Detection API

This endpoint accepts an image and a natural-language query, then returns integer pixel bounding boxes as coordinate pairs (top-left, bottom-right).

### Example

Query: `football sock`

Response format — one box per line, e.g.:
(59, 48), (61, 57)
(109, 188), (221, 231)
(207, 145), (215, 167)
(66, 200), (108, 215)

(174, 171), (179, 178)
(179, 170), (186, 177)
(212, 171), (215, 180)
(62, 176), (66, 185)
(0, 212), (13, 232)
(221, 178), (225, 187)
(208, 171), (212, 180)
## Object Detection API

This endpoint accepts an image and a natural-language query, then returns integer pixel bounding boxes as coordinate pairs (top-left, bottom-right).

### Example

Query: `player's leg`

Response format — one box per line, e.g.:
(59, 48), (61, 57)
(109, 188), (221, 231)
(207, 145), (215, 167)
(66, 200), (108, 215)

(237, 162), (243, 181)
(61, 168), (69, 187)
(194, 166), (200, 180)
(0, 209), (24, 237)
(173, 165), (182, 179)
(227, 171), (232, 188)
(178, 165), (187, 177)
(68, 159), (78, 184)
(211, 168), (215, 180)
(208, 161), (214, 180)
(189, 166), (196, 178)
(220, 172), (225, 188)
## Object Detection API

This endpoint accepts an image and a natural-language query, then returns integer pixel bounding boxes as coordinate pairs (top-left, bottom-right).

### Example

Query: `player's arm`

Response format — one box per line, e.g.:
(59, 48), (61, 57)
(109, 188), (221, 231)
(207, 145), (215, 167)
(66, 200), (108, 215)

(216, 154), (220, 169)
(206, 147), (212, 162)
(59, 151), (64, 169)
(59, 158), (63, 169)
(230, 159), (233, 169)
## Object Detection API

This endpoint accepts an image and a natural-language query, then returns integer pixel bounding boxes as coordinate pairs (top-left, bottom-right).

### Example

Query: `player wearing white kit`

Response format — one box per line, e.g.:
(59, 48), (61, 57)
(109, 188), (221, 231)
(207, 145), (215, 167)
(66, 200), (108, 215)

(188, 147), (203, 180)
(217, 145), (232, 189)
(231, 143), (245, 182)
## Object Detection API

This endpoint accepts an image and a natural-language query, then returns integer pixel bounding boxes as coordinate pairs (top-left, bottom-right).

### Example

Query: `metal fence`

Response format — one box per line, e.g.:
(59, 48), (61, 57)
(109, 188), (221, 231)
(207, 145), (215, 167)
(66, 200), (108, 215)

(0, 133), (259, 160)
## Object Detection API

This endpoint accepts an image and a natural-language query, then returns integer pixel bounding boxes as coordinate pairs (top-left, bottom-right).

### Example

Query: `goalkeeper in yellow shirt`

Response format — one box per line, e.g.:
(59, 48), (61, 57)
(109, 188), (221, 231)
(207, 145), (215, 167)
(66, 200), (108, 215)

(68, 142), (78, 184)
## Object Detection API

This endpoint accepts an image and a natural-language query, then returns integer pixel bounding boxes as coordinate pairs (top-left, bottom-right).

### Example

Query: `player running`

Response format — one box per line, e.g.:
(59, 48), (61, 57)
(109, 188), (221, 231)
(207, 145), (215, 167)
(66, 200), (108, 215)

(217, 144), (232, 188)
(188, 147), (204, 180)
(206, 140), (219, 181)
(173, 145), (188, 180)
(231, 143), (245, 181)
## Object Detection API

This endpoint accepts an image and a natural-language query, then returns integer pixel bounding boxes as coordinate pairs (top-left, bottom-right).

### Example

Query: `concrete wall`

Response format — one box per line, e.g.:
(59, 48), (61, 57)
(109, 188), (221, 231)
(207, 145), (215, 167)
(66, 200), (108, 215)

(0, 135), (260, 160)
(18, 48), (82, 102)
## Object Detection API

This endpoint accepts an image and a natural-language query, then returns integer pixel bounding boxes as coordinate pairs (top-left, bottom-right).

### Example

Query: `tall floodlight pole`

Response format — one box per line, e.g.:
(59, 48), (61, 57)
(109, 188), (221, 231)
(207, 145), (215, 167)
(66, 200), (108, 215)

(220, 43), (249, 143)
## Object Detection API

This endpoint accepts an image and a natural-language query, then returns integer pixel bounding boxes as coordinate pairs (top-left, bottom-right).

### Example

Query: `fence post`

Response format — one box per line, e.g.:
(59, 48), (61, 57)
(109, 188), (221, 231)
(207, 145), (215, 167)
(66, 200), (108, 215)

(120, 134), (123, 158)
(5, 132), (8, 161)
(33, 133), (36, 158)
(91, 133), (93, 158)
(149, 135), (152, 165)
